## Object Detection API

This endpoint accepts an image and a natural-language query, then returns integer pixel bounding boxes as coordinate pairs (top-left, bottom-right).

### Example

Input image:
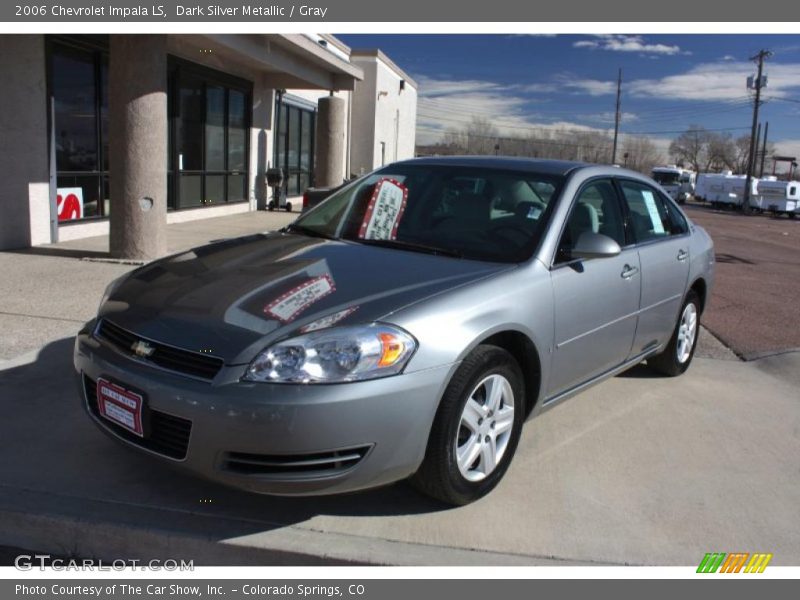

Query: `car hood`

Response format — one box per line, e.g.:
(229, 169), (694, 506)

(99, 232), (513, 364)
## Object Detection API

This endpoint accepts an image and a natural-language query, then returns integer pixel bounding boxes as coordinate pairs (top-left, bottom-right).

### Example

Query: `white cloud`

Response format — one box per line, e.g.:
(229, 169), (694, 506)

(573, 34), (684, 56)
(415, 75), (616, 145)
(583, 111), (639, 125)
(559, 77), (617, 96)
(768, 139), (800, 162)
(415, 75), (501, 97)
(628, 61), (800, 101)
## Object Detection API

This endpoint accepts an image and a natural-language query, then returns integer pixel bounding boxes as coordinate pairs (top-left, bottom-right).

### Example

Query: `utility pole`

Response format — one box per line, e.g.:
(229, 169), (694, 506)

(611, 68), (622, 165)
(743, 50), (771, 214)
(754, 122), (761, 176)
(760, 121), (769, 177)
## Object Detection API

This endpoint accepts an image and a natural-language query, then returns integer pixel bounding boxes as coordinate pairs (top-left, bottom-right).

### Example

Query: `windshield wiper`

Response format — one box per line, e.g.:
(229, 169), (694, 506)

(352, 237), (463, 258)
(282, 223), (337, 240)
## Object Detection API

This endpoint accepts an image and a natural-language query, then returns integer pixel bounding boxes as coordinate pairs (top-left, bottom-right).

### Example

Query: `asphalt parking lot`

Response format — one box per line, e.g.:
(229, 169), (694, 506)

(0, 207), (798, 566)
(684, 201), (800, 359)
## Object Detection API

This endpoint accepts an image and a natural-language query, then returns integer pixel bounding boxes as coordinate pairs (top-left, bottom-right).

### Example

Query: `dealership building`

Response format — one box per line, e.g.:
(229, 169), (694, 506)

(0, 34), (417, 257)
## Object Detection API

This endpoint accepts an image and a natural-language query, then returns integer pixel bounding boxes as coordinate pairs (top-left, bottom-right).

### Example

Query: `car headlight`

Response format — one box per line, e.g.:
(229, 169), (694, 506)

(244, 324), (417, 384)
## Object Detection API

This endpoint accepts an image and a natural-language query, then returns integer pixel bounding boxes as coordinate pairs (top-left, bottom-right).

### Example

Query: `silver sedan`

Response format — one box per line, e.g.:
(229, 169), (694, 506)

(74, 157), (714, 505)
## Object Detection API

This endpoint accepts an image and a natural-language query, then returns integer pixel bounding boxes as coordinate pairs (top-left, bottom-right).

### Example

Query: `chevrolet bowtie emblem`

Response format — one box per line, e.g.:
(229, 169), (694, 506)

(130, 340), (155, 358)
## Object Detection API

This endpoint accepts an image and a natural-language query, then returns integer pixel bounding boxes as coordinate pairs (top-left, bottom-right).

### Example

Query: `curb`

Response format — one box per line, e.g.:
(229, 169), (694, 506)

(0, 488), (592, 567)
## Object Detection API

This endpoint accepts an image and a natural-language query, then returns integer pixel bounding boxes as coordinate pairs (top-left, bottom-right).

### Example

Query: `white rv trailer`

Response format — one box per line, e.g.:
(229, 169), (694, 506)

(756, 176), (800, 217)
(651, 166), (696, 204)
(694, 171), (760, 209)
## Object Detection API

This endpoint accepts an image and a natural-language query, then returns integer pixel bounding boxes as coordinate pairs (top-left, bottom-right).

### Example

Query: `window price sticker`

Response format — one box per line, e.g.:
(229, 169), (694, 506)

(641, 190), (666, 234)
(358, 178), (409, 241)
(264, 275), (336, 323)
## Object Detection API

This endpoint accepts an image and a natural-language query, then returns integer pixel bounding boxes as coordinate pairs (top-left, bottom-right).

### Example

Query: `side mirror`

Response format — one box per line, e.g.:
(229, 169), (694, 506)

(571, 231), (621, 259)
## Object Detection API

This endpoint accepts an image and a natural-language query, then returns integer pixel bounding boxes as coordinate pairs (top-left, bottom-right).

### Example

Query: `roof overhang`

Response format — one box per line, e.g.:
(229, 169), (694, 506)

(171, 34), (363, 91)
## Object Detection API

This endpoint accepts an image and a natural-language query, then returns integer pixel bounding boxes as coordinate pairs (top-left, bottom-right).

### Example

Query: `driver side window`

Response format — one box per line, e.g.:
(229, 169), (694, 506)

(556, 179), (626, 263)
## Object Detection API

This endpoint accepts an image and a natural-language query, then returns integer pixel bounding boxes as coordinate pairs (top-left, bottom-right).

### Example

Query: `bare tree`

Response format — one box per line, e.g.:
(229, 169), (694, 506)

(668, 125), (710, 174)
(621, 135), (663, 173)
(704, 132), (737, 172)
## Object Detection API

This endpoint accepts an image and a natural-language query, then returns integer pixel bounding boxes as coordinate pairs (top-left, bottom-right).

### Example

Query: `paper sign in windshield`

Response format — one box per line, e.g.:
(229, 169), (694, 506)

(264, 275), (336, 323)
(641, 190), (666, 235)
(358, 178), (408, 240)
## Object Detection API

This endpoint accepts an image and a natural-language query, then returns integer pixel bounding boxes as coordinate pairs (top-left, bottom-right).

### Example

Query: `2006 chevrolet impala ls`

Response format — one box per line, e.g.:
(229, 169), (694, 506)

(74, 157), (714, 505)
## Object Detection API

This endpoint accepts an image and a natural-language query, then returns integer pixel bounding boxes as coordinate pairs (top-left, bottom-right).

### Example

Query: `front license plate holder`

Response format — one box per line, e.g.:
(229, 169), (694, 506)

(96, 377), (147, 437)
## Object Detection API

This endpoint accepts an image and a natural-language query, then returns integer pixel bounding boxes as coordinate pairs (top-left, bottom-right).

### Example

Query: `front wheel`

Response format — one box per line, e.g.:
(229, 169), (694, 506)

(648, 291), (700, 376)
(410, 345), (525, 505)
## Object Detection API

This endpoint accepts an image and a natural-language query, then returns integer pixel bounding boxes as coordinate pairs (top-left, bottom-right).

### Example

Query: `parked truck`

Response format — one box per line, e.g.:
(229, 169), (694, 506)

(651, 165), (696, 204)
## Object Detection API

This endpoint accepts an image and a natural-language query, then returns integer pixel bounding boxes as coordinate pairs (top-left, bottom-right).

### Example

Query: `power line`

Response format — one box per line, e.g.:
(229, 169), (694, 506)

(624, 125), (751, 135)
(417, 110), (751, 137)
(417, 95), (754, 121)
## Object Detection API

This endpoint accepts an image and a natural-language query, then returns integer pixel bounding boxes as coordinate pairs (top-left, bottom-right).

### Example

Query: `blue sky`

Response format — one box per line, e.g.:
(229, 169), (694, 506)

(337, 34), (800, 157)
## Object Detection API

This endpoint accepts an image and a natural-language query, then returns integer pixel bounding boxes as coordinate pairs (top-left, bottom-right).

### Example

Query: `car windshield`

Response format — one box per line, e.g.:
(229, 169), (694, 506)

(652, 171), (681, 186)
(291, 164), (564, 263)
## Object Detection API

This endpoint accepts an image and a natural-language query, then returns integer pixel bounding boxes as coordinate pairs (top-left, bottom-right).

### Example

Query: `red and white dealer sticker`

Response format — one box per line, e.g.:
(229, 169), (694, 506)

(96, 378), (144, 437)
(358, 178), (409, 241)
(264, 275), (336, 323)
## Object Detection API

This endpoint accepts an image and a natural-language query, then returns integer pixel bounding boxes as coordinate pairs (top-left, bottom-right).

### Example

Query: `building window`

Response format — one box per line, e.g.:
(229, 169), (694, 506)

(169, 59), (251, 210)
(274, 96), (316, 196)
(49, 39), (109, 222)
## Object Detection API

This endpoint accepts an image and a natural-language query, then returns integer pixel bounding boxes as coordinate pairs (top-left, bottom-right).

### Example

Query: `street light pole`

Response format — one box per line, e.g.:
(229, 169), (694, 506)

(743, 49), (771, 215)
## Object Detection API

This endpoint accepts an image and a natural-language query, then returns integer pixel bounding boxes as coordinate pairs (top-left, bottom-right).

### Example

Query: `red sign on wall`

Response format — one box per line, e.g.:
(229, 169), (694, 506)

(56, 187), (84, 221)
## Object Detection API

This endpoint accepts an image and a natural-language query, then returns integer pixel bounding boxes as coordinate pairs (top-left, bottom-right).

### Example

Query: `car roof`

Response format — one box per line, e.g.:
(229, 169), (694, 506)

(392, 155), (591, 177)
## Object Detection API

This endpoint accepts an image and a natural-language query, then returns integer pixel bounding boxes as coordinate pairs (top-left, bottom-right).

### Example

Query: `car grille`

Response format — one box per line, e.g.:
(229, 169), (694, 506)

(84, 374), (192, 460)
(221, 446), (372, 478)
(95, 319), (224, 381)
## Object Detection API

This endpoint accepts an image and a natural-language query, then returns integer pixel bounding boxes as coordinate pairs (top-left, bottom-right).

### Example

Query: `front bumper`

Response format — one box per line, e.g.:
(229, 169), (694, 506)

(73, 329), (455, 496)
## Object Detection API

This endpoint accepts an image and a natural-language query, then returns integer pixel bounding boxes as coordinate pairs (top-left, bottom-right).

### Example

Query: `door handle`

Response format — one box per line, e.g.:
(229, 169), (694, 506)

(621, 264), (639, 279)
(677, 249), (688, 262)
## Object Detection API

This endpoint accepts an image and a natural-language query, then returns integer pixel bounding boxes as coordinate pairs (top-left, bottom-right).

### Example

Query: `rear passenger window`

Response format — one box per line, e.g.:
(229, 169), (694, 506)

(619, 180), (681, 243)
(662, 196), (689, 235)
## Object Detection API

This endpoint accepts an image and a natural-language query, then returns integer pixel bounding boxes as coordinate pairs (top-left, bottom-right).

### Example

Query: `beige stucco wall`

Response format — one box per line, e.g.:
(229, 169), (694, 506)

(0, 35), (51, 249)
(350, 53), (418, 176)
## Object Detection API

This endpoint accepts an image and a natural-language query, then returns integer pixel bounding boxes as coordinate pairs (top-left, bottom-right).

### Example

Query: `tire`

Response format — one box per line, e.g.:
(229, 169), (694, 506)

(648, 291), (700, 377)
(285, 202), (293, 212)
(410, 345), (525, 505)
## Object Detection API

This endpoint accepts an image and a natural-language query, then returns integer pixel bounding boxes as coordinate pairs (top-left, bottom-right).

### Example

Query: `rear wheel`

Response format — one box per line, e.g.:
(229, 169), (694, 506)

(410, 345), (525, 505)
(648, 291), (700, 376)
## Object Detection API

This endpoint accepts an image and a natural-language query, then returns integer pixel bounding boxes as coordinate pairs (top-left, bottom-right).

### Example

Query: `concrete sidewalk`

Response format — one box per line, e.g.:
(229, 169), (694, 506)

(1, 340), (798, 565)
